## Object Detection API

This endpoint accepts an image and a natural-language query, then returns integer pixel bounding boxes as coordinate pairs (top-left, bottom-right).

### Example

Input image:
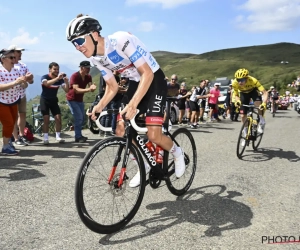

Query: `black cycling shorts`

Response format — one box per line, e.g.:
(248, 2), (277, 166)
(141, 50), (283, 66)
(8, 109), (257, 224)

(177, 99), (186, 110)
(189, 101), (199, 112)
(40, 97), (61, 116)
(121, 68), (167, 126)
(240, 89), (262, 114)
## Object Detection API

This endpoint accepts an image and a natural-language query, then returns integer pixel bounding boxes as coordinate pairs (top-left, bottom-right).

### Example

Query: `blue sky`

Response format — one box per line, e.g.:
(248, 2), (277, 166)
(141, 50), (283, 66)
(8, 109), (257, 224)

(0, 0), (299, 69)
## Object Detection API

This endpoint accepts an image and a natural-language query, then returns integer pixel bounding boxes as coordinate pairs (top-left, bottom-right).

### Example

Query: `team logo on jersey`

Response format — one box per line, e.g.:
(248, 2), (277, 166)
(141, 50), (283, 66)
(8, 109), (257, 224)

(122, 40), (130, 52)
(108, 50), (124, 64)
(110, 38), (117, 47)
(129, 50), (142, 63)
(137, 45), (147, 56)
(100, 70), (107, 76)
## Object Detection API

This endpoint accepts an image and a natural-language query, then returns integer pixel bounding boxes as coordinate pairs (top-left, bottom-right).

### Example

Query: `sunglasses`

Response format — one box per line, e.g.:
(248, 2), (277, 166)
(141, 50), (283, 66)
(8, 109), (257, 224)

(71, 33), (90, 47)
(4, 56), (16, 60)
(172, 78), (177, 81)
(237, 78), (246, 83)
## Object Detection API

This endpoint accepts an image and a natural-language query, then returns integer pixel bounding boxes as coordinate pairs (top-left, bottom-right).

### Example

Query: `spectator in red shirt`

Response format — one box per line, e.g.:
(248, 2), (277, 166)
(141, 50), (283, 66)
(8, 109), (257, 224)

(66, 61), (96, 142)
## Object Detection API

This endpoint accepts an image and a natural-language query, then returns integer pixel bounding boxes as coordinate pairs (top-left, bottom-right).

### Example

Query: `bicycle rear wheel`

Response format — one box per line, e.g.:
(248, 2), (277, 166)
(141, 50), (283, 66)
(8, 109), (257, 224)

(166, 128), (197, 196)
(236, 118), (249, 159)
(75, 137), (146, 234)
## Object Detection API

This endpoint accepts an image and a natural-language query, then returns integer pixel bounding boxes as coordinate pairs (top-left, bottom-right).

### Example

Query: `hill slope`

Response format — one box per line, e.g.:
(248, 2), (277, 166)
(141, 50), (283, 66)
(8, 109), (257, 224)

(24, 42), (300, 129)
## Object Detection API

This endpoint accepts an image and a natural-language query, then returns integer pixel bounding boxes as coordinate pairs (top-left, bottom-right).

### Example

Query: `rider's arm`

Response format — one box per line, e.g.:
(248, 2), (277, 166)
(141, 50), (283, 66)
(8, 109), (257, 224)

(254, 78), (267, 104)
(231, 81), (240, 101)
(128, 63), (153, 107)
(120, 34), (155, 107)
(91, 58), (118, 110)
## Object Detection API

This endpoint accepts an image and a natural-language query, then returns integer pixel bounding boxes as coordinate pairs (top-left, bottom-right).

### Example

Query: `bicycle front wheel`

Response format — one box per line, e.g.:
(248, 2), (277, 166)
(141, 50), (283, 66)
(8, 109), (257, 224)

(75, 137), (146, 234)
(252, 128), (264, 151)
(166, 128), (197, 196)
(236, 118), (249, 159)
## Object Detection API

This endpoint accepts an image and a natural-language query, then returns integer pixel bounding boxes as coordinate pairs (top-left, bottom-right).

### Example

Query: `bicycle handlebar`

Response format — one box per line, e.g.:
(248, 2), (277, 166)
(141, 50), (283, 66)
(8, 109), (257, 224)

(92, 109), (148, 133)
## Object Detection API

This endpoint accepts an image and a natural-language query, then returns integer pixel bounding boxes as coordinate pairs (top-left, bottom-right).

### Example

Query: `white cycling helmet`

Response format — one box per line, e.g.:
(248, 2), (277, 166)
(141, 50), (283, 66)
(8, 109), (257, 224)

(66, 15), (102, 56)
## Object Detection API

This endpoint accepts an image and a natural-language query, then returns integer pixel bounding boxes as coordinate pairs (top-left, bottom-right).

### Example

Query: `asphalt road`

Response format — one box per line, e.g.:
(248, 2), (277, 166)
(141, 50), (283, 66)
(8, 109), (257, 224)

(1, 108), (300, 250)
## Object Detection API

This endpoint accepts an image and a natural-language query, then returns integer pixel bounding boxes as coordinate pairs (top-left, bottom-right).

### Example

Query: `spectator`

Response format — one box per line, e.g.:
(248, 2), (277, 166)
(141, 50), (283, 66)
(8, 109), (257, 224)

(66, 61), (96, 143)
(9, 45), (34, 146)
(208, 82), (221, 122)
(177, 82), (190, 125)
(167, 74), (180, 97)
(197, 80), (209, 123)
(0, 49), (29, 155)
(41, 62), (69, 145)
(225, 83), (232, 118)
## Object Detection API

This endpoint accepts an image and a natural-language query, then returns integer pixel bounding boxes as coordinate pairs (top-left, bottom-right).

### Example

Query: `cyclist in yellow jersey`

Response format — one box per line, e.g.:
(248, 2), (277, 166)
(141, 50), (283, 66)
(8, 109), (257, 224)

(231, 68), (268, 133)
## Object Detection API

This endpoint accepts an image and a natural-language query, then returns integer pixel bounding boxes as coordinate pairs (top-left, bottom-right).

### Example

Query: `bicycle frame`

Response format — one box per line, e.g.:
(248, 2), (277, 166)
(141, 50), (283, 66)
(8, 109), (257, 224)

(97, 98), (180, 188)
(243, 105), (261, 140)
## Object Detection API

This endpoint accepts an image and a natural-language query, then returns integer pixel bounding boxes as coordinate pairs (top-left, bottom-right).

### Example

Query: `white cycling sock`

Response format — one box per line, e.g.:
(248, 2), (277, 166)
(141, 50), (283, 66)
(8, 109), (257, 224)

(170, 142), (182, 157)
(259, 116), (265, 124)
(56, 132), (61, 139)
(44, 133), (49, 140)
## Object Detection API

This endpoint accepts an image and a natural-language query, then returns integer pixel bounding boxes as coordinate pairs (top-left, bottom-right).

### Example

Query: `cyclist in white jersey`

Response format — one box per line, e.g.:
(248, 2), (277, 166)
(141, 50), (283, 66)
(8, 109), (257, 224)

(66, 14), (185, 187)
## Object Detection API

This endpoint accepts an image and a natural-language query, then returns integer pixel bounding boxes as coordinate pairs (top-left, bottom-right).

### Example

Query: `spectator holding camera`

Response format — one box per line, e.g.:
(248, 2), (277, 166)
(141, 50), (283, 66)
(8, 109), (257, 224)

(0, 49), (29, 155)
(40, 62), (69, 145)
(66, 61), (96, 142)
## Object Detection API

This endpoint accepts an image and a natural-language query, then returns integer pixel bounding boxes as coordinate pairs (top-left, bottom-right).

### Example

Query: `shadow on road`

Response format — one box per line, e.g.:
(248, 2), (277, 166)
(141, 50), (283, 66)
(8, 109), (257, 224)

(99, 185), (253, 245)
(0, 158), (46, 181)
(242, 147), (300, 162)
(271, 115), (293, 118)
(17, 148), (86, 159)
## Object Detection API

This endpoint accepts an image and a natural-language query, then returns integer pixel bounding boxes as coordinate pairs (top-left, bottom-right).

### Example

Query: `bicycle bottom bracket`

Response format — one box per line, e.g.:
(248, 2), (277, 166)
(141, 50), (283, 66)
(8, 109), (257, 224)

(109, 174), (127, 196)
(149, 169), (161, 188)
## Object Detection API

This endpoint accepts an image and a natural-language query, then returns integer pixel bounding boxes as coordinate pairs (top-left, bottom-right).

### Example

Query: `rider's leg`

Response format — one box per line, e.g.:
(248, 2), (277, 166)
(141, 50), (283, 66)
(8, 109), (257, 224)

(147, 125), (185, 178)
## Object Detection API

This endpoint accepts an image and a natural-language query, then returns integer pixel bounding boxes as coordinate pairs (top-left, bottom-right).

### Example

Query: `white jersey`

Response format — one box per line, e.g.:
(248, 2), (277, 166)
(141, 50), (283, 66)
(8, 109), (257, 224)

(14, 62), (29, 98)
(91, 31), (160, 82)
(0, 65), (22, 105)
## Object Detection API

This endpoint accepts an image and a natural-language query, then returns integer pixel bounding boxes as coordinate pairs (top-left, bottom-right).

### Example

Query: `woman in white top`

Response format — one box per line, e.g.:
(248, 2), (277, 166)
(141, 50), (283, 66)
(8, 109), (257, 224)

(0, 49), (29, 155)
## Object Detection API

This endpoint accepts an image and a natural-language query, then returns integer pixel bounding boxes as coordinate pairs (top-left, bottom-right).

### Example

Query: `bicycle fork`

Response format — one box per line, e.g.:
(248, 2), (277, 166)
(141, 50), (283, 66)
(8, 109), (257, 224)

(107, 144), (128, 188)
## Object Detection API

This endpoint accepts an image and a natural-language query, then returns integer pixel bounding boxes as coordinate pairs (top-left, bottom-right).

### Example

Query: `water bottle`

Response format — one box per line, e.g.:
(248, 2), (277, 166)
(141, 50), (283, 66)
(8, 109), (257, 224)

(155, 145), (164, 164)
(144, 140), (156, 157)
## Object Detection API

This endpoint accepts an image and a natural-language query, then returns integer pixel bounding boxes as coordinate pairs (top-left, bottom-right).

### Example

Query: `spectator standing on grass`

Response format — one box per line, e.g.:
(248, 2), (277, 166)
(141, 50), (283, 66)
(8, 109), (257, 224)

(9, 45), (34, 147)
(66, 61), (96, 143)
(41, 62), (69, 145)
(0, 49), (31, 155)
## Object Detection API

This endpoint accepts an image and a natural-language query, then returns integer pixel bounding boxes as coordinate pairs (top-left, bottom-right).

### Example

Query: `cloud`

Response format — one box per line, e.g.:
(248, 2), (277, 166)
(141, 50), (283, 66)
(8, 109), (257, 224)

(125, 0), (200, 9)
(117, 16), (139, 23)
(235, 0), (300, 32)
(137, 21), (166, 32)
(11, 29), (39, 45)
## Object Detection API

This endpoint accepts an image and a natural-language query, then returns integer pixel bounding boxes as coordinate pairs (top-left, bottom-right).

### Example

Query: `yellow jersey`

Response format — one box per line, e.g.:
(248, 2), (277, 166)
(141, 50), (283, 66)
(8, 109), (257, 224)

(231, 90), (240, 103)
(232, 76), (265, 95)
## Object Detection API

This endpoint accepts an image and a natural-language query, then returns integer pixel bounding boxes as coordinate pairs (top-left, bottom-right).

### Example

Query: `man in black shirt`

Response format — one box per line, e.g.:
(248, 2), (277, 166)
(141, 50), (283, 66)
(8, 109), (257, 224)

(40, 62), (69, 144)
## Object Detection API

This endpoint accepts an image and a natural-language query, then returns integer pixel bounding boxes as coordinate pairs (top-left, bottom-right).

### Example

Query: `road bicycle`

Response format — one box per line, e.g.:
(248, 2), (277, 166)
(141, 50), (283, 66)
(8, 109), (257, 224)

(270, 99), (278, 117)
(75, 97), (197, 234)
(236, 104), (264, 159)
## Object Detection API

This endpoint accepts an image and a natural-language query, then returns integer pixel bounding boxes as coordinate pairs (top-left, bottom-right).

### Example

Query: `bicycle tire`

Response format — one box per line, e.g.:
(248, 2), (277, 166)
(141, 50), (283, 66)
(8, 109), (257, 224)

(166, 128), (197, 196)
(75, 137), (146, 234)
(252, 126), (264, 151)
(236, 118), (249, 159)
